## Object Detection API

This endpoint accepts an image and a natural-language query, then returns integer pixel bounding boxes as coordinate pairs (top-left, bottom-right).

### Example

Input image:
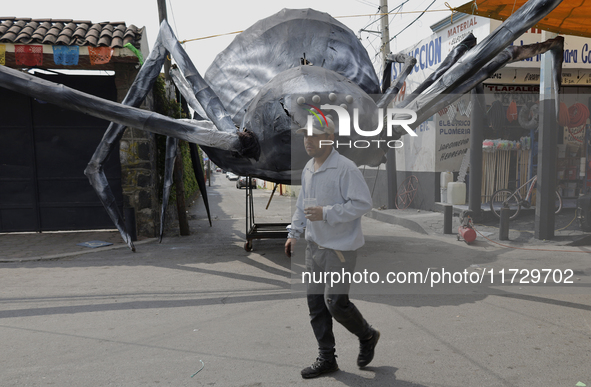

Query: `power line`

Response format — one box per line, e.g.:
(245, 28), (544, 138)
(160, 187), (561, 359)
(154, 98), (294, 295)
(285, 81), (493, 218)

(389, 0), (437, 43)
(178, 5), (455, 44)
(359, 0), (412, 32)
(168, 0), (181, 40)
(355, 0), (380, 7)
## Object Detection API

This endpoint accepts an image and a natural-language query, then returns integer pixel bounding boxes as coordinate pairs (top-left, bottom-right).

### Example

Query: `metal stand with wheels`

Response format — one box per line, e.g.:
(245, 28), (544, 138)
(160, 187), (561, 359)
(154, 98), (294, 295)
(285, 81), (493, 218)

(244, 177), (289, 251)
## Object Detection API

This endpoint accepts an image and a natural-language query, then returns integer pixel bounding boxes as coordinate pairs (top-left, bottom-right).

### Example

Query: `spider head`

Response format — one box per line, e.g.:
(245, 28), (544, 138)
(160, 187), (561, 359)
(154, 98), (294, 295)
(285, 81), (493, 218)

(241, 65), (387, 173)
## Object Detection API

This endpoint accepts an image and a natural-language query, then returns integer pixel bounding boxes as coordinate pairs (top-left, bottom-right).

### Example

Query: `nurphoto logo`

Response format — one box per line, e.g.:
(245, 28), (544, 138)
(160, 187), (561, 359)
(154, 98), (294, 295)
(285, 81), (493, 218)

(299, 97), (417, 149)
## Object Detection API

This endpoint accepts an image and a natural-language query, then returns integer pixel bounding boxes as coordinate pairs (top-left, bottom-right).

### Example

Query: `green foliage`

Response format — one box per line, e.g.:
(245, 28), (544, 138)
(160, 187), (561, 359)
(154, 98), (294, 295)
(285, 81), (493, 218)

(153, 75), (200, 204)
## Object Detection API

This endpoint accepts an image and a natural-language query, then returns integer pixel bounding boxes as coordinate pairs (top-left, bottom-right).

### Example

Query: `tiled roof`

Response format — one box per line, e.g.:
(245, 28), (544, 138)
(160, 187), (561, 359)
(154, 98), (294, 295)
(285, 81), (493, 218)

(0, 18), (143, 48)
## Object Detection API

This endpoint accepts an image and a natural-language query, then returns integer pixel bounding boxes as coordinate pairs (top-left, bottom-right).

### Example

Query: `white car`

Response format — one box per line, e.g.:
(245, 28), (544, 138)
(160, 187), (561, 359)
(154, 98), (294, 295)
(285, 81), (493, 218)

(236, 176), (257, 189)
(226, 172), (239, 180)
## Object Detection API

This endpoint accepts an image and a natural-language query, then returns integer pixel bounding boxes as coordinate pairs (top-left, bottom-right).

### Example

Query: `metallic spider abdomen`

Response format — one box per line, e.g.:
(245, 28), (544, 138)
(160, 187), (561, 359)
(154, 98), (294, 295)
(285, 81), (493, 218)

(202, 8), (383, 183)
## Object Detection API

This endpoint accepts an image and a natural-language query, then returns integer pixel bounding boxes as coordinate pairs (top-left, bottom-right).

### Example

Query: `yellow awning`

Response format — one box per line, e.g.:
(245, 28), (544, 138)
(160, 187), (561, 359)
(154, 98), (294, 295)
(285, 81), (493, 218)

(455, 0), (591, 38)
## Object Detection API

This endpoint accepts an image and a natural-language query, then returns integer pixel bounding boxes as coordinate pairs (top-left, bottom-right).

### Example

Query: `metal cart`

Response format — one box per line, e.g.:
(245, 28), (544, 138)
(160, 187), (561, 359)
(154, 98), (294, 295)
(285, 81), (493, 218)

(244, 177), (289, 251)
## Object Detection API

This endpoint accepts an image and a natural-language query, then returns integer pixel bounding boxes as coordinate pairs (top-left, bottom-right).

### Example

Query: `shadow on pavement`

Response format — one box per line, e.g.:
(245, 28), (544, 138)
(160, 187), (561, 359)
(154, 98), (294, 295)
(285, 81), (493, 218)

(332, 366), (426, 387)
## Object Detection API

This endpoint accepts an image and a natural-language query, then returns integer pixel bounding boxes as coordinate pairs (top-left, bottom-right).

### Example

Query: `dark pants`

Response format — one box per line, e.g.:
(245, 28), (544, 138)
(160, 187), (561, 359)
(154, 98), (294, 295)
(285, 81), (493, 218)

(305, 241), (370, 360)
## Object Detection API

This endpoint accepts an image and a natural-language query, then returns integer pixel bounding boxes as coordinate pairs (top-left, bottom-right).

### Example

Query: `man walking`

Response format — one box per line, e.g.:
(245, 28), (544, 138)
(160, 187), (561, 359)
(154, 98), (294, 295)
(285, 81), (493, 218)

(285, 116), (380, 379)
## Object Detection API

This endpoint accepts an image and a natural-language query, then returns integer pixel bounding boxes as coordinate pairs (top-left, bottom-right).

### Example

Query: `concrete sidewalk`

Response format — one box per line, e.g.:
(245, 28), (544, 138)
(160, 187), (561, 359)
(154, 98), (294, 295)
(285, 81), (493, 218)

(0, 230), (156, 262)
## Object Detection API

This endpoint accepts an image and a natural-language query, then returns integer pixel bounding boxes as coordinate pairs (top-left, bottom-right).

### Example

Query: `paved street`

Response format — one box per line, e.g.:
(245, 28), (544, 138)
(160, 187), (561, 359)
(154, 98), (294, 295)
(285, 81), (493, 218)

(1, 172), (591, 386)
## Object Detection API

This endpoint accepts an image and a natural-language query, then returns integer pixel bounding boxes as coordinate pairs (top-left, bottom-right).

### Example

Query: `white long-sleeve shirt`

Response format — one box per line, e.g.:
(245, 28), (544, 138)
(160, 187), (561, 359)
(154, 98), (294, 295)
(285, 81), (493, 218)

(288, 148), (372, 251)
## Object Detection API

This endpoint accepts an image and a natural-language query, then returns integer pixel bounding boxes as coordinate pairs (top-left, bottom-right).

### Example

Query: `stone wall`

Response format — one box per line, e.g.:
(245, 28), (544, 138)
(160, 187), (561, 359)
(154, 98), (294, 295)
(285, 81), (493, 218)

(114, 63), (159, 237)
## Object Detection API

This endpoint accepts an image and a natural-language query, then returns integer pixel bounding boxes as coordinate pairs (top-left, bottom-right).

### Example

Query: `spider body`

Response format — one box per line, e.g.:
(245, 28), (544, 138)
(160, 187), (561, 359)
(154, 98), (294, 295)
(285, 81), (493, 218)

(200, 8), (384, 184)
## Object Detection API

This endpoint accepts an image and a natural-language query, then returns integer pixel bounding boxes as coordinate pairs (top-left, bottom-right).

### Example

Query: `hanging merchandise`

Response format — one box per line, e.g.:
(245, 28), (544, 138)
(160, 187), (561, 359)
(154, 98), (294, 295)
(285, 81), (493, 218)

(482, 140), (495, 151)
(88, 46), (113, 65)
(488, 139), (520, 151)
(506, 100), (518, 122)
(558, 102), (570, 127)
(15, 45), (43, 67)
(482, 139), (521, 152)
(567, 102), (590, 128)
(566, 124), (585, 143)
(487, 100), (505, 132)
(52, 46), (79, 66)
(518, 103), (539, 130)
(0, 44), (5, 66)
(519, 136), (531, 150)
(481, 140), (515, 203)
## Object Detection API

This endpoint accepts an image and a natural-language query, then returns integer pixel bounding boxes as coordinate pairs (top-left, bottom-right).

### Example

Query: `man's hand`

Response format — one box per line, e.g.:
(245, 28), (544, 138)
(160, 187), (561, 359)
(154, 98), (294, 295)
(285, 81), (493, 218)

(304, 206), (323, 222)
(285, 238), (296, 258)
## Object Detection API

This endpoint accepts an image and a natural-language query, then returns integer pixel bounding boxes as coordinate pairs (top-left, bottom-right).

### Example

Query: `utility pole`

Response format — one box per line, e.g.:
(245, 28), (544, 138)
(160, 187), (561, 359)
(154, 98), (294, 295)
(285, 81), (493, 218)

(379, 0), (391, 70)
(157, 0), (171, 80)
(380, 0), (398, 209)
(535, 31), (558, 239)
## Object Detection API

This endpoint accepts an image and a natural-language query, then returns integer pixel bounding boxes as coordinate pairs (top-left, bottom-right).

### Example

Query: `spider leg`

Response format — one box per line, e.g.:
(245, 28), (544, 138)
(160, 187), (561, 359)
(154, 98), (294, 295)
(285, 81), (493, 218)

(160, 135), (213, 242)
(170, 67), (208, 120)
(389, 0), (563, 137)
(376, 53), (416, 109)
(84, 31), (169, 251)
(377, 33), (476, 111)
(158, 20), (237, 134)
(0, 66), (245, 148)
(159, 137), (179, 242)
(81, 22), (240, 249)
(188, 142), (212, 227)
(166, 78), (214, 227)
(396, 34), (477, 109)
(157, 75), (217, 237)
(402, 36), (564, 133)
(169, 66), (225, 229)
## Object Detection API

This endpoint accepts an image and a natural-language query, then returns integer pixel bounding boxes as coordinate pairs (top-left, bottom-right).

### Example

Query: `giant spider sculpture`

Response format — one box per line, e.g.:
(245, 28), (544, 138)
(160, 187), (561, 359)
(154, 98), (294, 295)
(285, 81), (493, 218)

(0, 0), (565, 251)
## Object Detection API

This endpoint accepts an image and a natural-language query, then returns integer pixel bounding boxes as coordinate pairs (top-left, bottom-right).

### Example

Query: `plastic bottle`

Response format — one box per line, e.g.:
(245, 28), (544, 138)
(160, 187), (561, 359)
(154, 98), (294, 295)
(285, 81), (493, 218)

(440, 171), (453, 203)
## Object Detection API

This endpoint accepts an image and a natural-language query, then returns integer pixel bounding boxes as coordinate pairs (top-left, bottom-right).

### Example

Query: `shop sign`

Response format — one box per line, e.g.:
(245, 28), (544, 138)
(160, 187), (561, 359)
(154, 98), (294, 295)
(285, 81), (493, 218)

(391, 35), (443, 81)
(435, 94), (472, 171)
(489, 20), (591, 69)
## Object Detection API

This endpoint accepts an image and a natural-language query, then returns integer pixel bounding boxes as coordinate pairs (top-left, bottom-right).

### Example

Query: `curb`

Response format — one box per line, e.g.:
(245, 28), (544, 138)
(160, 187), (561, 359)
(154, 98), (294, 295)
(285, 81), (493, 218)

(0, 238), (159, 263)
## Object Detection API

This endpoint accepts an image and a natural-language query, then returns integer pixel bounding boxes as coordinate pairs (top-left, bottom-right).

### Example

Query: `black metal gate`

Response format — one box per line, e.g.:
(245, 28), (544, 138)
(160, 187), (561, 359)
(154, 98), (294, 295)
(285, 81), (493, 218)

(0, 73), (122, 232)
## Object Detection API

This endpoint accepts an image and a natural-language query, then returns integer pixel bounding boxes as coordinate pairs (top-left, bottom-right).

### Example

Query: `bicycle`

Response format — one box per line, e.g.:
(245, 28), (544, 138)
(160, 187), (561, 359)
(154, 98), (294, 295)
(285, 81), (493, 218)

(395, 175), (419, 209)
(489, 175), (562, 220)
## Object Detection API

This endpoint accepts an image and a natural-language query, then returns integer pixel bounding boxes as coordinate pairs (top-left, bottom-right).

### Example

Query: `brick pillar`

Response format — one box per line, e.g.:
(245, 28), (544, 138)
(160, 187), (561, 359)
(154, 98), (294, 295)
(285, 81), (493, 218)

(114, 63), (159, 237)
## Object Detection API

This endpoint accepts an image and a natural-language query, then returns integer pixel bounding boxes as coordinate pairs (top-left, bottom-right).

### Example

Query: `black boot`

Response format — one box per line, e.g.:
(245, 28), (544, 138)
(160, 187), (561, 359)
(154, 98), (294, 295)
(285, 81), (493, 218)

(357, 328), (380, 368)
(301, 357), (339, 379)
